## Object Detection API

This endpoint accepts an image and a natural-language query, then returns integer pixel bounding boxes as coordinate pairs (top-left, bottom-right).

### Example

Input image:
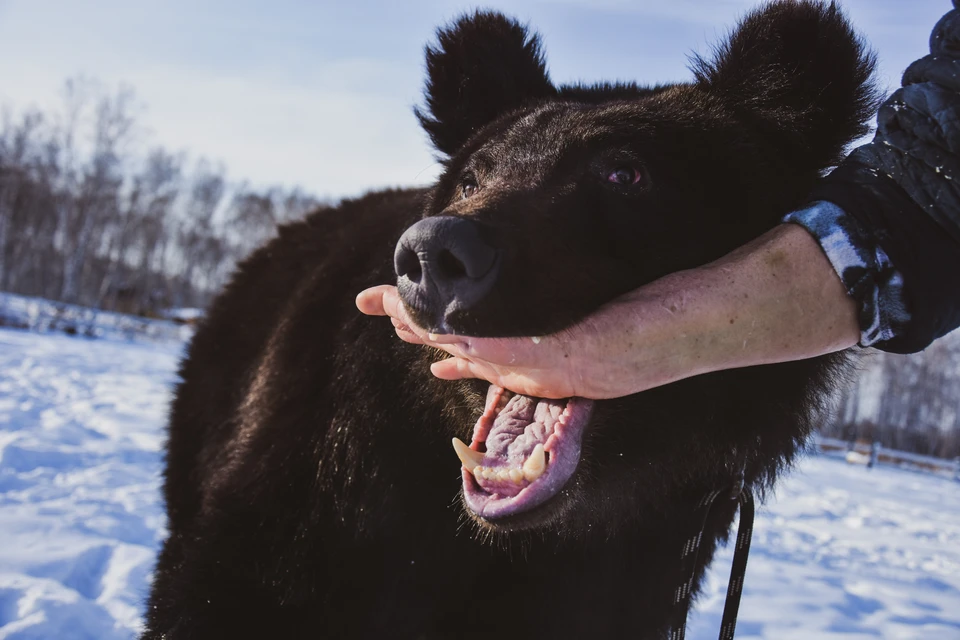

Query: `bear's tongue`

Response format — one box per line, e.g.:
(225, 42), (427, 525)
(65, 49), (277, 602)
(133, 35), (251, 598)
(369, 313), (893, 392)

(452, 385), (594, 520)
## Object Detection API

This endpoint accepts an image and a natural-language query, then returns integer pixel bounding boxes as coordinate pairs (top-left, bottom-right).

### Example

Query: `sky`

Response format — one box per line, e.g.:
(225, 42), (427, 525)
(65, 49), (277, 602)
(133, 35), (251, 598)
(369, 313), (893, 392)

(0, 0), (950, 200)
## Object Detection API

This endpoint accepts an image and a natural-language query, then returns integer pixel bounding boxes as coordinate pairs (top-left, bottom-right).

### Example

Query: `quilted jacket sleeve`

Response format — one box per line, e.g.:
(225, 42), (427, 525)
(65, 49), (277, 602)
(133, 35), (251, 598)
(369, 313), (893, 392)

(787, 1), (960, 353)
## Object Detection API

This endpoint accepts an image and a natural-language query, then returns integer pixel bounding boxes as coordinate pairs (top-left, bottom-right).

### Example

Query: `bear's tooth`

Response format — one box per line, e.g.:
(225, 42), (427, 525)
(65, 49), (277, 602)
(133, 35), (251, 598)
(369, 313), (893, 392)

(522, 444), (546, 481)
(497, 469), (510, 481)
(543, 434), (558, 453)
(509, 468), (523, 484)
(452, 438), (485, 470)
(483, 386), (502, 418)
(472, 466), (483, 479)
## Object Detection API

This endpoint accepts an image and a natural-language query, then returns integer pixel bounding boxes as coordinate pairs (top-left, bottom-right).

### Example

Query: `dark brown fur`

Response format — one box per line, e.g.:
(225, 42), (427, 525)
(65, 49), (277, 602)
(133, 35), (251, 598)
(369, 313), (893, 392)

(144, 2), (878, 638)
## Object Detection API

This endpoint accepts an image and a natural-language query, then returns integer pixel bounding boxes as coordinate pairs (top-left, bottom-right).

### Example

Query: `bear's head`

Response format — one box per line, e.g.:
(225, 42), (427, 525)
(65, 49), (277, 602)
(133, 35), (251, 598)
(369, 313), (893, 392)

(395, 1), (877, 532)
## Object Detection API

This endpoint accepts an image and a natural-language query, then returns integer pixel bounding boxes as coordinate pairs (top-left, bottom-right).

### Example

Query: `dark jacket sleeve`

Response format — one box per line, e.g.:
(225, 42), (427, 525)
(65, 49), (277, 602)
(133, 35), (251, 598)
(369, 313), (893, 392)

(808, 2), (960, 353)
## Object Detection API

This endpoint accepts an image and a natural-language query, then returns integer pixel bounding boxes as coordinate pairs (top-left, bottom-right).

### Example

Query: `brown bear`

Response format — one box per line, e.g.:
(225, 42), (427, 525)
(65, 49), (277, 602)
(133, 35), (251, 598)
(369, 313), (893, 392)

(143, 2), (876, 638)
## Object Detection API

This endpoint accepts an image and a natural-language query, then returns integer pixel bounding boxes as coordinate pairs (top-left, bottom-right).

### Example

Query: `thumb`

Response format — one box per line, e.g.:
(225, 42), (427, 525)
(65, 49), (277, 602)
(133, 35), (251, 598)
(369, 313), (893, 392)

(355, 285), (395, 316)
(430, 357), (494, 381)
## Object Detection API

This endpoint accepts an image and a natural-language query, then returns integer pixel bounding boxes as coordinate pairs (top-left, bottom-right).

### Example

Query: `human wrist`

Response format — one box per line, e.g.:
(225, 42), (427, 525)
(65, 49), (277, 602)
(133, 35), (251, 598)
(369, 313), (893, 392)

(694, 223), (860, 367)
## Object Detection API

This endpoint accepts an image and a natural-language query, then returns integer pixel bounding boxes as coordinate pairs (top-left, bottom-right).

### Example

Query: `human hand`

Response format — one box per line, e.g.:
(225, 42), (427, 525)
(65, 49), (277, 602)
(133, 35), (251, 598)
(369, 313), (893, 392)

(357, 225), (860, 400)
(356, 284), (598, 398)
(355, 282), (707, 400)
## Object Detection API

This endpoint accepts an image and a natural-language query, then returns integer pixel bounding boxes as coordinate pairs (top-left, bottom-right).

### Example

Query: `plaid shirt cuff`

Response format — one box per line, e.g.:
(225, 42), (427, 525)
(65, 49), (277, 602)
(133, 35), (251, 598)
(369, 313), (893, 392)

(783, 201), (910, 347)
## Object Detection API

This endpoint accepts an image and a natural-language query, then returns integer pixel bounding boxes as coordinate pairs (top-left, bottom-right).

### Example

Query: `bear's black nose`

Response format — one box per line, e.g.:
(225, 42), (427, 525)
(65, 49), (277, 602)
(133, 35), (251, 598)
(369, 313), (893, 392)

(394, 216), (500, 330)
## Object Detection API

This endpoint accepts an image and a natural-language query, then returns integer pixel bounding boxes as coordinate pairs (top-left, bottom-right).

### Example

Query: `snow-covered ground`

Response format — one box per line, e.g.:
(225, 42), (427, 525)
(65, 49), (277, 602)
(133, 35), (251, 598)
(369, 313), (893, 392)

(0, 329), (180, 640)
(689, 457), (960, 639)
(1, 327), (958, 639)
(0, 292), (190, 344)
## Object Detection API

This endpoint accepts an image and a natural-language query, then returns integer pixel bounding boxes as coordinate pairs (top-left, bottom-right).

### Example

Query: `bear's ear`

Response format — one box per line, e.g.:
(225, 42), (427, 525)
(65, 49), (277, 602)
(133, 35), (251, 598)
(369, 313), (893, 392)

(692, 0), (881, 168)
(416, 11), (557, 156)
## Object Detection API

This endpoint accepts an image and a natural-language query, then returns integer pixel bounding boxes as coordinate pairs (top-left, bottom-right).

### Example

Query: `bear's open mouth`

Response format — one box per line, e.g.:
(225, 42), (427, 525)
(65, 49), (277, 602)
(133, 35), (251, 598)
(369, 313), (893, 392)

(453, 385), (594, 520)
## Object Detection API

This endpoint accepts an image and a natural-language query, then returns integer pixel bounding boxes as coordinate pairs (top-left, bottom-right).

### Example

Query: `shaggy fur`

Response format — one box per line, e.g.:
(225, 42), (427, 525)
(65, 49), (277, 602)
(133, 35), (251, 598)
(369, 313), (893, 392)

(144, 2), (879, 638)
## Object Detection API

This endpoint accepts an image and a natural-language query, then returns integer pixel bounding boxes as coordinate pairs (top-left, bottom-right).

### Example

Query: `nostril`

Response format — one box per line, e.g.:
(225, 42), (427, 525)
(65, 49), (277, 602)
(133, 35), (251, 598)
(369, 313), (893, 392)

(394, 216), (501, 316)
(395, 246), (423, 283)
(437, 249), (467, 280)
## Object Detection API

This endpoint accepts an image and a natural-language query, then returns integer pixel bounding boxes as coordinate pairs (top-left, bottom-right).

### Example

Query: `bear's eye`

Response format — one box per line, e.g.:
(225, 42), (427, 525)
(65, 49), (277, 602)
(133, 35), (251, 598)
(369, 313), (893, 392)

(460, 178), (479, 200)
(607, 166), (642, 186)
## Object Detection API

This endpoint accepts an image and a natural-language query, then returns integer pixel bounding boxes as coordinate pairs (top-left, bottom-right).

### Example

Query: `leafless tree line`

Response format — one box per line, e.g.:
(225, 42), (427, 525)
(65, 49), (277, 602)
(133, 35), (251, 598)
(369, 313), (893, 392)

(826, 332), (960, 460)
(0, 78), (323, 315)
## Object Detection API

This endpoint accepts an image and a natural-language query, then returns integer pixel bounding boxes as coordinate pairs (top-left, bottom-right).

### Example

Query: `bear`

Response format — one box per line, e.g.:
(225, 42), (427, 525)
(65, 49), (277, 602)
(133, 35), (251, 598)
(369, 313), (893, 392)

(143, 1), (877, 638)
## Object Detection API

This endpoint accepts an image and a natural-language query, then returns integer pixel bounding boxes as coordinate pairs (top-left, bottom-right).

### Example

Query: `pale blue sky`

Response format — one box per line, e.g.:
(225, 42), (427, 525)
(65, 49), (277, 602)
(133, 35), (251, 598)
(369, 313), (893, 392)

(0, 0), (949, 198)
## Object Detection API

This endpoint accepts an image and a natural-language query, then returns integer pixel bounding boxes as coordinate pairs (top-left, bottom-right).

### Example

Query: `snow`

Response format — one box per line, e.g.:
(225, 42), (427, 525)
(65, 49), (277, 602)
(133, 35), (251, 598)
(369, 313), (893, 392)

(0, 329), (181, 640)
(689, 460), (960, 639)
(0, 292), (190, 344)
(1, 327), (958, 639)
(158, 308), (203, 324)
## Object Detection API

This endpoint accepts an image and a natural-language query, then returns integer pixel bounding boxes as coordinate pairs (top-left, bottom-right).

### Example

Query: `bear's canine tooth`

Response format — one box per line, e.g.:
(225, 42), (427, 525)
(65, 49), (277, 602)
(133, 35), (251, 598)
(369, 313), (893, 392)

(452, 438), (484, 470)
(522, 444), (546, 482)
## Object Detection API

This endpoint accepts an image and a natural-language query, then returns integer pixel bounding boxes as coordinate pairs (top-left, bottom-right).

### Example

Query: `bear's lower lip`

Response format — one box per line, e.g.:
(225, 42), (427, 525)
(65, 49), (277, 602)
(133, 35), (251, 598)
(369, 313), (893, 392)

(453, 385), (594, 521)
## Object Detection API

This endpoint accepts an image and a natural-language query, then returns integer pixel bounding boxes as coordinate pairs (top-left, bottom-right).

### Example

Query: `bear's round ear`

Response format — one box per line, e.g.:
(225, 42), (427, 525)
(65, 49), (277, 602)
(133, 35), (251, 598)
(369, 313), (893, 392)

(416, 11), (557, 157)
(692, 0), (881, 169)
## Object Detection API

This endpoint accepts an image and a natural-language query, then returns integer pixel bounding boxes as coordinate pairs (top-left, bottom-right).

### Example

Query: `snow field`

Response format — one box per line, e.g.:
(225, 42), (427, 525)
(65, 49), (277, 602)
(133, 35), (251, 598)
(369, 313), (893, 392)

(689, 458), (960, 638)
(0, 327), (958, 639)
(0, 329), (180, 639)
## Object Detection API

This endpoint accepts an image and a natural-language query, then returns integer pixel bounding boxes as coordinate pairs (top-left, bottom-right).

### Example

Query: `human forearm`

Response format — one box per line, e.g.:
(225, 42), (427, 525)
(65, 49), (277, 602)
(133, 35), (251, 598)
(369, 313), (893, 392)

(637, 222), (860, 378)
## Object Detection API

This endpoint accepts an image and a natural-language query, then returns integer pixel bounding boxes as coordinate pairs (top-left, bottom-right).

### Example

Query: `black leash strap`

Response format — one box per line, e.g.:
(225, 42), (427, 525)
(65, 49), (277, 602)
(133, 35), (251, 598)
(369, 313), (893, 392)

(719, 490), (754, 639)
(668, 486), (756, 640)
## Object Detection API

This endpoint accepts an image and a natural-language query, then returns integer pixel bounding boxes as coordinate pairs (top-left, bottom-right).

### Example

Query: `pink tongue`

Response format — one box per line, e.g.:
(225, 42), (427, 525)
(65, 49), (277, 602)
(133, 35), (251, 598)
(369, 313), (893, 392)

(484, 395), (564, 467)
(463, 388), (595, 519)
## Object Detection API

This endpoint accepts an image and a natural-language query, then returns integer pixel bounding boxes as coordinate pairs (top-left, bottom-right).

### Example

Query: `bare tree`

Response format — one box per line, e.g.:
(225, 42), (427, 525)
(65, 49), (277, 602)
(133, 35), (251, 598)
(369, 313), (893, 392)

(829, 332), (960, 458)
(58, 81), (138, 305)
(0, 75), (332, 319)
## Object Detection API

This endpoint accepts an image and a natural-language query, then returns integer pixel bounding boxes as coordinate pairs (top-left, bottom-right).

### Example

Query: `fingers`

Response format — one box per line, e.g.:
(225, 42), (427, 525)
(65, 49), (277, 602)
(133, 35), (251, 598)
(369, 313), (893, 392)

(450, 334), (555, 366)
(357, 285), (471, 348)
(358, 285), (424, 344)
(357, 285), (417, 330)
(357, 285), (423, 337)
(391, 317), (425, 345)
(430, 357), (479, 381)
(358, 284), (569, 392)
(355, 285), (394, 316)
(429, 358), (572, 399)
(422, 331), (466, 345)
(429, 358), (526, 393)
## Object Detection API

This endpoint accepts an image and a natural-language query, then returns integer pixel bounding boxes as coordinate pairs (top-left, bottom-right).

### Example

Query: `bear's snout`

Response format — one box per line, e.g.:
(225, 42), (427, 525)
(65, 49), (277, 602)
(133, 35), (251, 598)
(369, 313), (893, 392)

(394, 216), (501, 330)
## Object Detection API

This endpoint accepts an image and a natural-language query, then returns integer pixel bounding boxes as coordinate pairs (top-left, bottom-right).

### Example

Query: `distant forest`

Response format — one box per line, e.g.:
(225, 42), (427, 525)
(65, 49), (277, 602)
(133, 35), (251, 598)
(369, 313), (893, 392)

(1, 79), (958, 460)
(0, 79), (323, 315)
(828, 337), (960, 460)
